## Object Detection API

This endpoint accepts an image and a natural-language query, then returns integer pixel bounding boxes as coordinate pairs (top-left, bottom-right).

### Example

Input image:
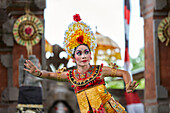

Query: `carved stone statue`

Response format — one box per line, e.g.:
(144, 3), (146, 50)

(19, 55), (42, 87)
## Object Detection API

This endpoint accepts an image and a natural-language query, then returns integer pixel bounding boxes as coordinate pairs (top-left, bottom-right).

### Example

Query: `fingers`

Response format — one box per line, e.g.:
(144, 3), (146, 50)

(24, 68), (31, 73)
(131, 81), (137, 87)
(24, 60), (30, 68)
(126, 89), (133, 93)
(126, 80), (132, 89)
(25, 60), (33, 67)
(126, 81), (139, 93)
(27, 60), (35, 67)
(134, 83), (139, 88)
(131, 81), (139, 89)
(24, 60), (37, 73)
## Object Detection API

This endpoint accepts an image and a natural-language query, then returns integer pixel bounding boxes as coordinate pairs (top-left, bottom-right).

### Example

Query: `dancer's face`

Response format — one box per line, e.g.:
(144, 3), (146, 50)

(73, 45), (91, 66)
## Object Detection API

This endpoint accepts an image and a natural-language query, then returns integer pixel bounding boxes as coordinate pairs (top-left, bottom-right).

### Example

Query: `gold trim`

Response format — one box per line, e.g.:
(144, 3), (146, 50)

(17, 104), (43, 108)
(108, 97), (126, 113)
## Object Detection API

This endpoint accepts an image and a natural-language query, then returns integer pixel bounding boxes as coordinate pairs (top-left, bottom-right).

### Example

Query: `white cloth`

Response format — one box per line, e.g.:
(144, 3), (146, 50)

(126, 103), (145, 113)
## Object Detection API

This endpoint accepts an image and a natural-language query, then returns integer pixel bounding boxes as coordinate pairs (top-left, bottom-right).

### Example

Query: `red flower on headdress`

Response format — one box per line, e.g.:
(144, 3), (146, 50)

(76, 36), (84, 44)
(73, 14), (81, 22)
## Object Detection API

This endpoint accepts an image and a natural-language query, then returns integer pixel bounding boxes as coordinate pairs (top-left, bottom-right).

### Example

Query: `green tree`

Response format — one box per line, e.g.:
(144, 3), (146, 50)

(131, 48), (144, 71)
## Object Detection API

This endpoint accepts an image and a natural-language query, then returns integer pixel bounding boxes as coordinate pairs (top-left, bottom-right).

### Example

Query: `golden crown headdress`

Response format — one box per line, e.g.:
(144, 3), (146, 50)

(63, 14), (97, 57)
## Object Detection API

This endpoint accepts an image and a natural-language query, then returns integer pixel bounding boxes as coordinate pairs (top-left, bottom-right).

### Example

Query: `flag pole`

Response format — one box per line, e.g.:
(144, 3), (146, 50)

(123, 0), (145, 113)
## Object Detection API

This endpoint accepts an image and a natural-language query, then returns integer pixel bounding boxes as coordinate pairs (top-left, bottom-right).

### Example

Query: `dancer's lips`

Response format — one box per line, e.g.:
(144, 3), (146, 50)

(82, 60), (88, 62)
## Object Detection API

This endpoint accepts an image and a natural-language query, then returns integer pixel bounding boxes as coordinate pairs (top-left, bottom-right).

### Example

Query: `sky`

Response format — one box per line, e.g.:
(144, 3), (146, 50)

(44, 0), (144, 67)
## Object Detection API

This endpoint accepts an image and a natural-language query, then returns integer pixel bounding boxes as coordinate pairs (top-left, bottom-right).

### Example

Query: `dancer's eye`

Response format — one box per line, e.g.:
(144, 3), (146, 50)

(84, 50), (89, 54)
(76, 51), (82, 56)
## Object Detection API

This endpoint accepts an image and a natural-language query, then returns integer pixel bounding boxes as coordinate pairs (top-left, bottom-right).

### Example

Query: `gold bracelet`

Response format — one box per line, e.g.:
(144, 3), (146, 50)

(111, 68), (117, 77)
(37, 71), (42, 77)
(126, 83), (130, 88)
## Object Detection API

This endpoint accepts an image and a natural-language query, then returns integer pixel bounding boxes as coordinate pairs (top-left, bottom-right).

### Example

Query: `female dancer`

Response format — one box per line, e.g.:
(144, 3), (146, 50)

(24, 14), (138, 113)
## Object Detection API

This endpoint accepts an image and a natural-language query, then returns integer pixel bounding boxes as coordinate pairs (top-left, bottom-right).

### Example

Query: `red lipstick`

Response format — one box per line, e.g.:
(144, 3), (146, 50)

(82, 60), (87, 62)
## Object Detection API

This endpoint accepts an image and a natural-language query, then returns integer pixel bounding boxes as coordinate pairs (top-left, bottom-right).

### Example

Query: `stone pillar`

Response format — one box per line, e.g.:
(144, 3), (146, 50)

(140, 0), (170, 113)
(141, 0), (158, 112)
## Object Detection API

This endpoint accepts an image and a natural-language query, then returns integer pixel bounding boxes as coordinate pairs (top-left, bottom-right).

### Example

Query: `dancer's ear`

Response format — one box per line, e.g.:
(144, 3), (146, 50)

(72, 58), (76, 63)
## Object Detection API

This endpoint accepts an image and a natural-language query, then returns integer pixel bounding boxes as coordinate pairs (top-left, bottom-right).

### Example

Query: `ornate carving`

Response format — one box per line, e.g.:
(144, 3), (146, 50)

(0, 0), (11, 8)
(2, 34), (14, 46)
(155, 0), (167, 10)
(13, 14), (43, 47)
(2, 19), (15, 46)
(34, 0), (46, 9)
(0, 54), (12, 68)
(1, 87), (19, 101)
(157, 16), (170, 46)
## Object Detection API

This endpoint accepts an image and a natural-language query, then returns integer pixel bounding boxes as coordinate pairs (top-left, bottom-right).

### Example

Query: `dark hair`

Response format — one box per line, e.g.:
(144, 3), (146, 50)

(72, 44), (90, 58)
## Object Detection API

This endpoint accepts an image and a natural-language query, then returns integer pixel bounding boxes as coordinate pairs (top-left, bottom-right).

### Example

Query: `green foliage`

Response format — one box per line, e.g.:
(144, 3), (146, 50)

(135, 78), (145, 89)
(105, 78), (145, 89)
(105, 77), (124, 89)
(131, 48), (144, 71)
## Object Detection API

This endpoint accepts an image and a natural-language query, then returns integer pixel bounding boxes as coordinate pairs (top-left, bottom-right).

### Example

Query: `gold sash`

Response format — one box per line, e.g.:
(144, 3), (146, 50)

(76, 84), (111, 113)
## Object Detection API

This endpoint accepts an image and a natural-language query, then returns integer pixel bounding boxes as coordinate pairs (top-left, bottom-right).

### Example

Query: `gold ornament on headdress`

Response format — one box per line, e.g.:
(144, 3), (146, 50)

(63, 14), (97, 57)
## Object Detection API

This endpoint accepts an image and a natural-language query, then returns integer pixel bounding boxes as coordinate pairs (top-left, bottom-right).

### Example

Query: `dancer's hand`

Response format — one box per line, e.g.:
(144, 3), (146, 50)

(24, 60), (41, 77)
(126, 81), (139, 93)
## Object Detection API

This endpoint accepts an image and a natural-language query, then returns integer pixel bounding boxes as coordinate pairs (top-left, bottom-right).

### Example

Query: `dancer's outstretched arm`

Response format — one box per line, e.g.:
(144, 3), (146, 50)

(24, 60), (68, 81)
(102, 66), (139, 93)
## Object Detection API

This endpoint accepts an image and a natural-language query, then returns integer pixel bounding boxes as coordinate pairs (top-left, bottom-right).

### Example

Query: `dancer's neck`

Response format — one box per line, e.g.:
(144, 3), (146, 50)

(77, 64), (90, 74)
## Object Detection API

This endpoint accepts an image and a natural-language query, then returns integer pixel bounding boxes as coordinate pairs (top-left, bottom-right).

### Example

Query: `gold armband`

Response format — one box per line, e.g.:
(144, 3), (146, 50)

(57, 72), (62, 80)
(56, 67), (66, 80)
(109, 62), (118, 77)
(111, 68), (117, 77)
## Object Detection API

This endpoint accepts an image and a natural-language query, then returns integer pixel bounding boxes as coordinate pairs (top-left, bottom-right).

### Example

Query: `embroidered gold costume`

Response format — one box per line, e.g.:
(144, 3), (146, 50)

(67, 65), (126, 113)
